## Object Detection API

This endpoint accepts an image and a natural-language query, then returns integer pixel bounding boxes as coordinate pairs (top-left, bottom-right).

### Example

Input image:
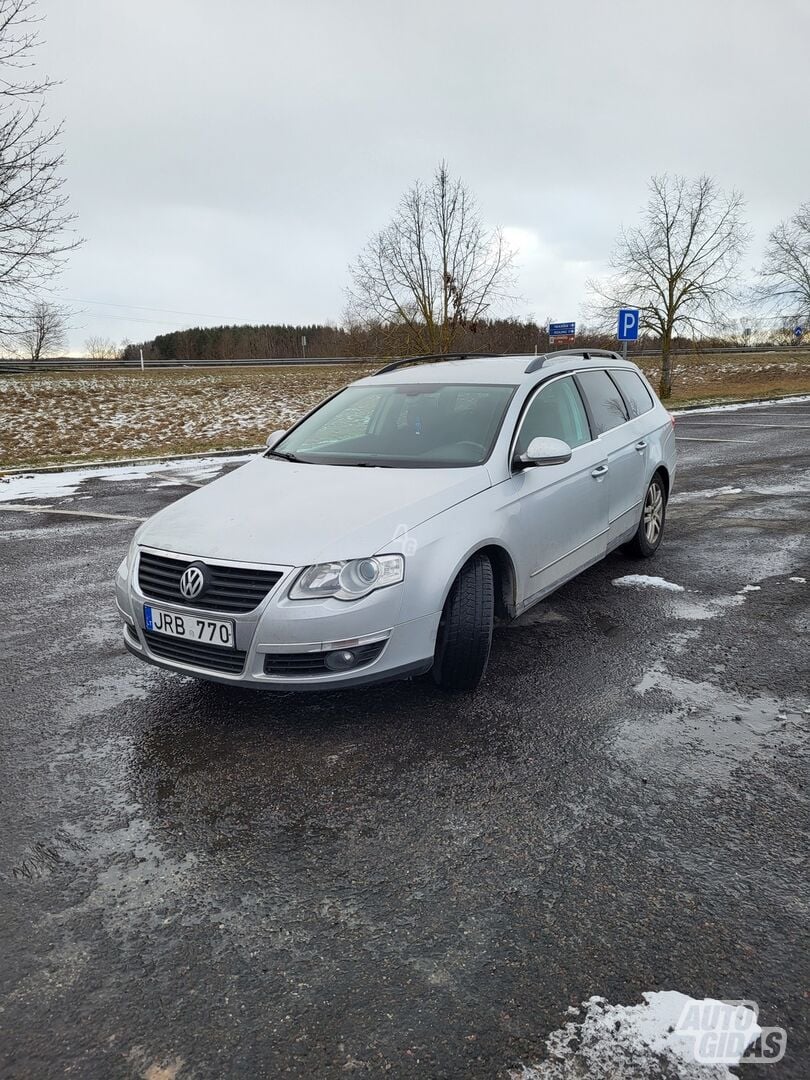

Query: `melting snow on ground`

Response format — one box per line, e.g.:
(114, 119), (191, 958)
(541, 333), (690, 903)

(0, 455), (253, 503)
(612, 574), (685, 592)
(511, 992), (762, 1080)
(684, 485), (743, 498)
(672, 476), (810, 503)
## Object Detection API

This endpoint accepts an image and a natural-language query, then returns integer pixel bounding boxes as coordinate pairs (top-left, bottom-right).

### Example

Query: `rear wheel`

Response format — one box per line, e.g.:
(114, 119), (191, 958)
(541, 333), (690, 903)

(624, 472), (667, 558)
(432, 554), (494, 692)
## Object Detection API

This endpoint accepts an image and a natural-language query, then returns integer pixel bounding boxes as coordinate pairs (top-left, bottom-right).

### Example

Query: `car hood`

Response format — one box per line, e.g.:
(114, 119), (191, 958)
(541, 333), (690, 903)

(138, 455), (491, 566)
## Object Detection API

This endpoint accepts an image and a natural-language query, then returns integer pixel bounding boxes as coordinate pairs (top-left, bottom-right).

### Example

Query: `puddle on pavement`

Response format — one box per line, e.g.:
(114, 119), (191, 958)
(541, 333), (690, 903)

(704, 534), (805, 582)
(40, 813), (212, 938)
(504, 606), (569, 629)
(59, 669), (157, 723)
(75, 609), (120, 648)
(613, 666), (807, 787)
(10, 829), (89, 881)
(669, 593), (746, 621)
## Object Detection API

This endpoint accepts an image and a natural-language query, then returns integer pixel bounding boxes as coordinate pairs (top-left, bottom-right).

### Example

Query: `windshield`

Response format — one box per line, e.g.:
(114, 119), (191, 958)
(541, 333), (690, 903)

(271, 382), (518, 468)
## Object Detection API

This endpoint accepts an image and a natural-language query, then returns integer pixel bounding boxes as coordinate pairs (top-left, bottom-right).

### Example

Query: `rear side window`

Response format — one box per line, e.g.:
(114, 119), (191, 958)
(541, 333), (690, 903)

(576, 370), (629, 435)
(610, 369), (655, 419)
(515, 376), (592, 457)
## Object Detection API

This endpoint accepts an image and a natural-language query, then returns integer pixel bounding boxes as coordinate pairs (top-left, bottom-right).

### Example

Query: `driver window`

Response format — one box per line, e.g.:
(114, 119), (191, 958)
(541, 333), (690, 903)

(515, 377), (592, 457)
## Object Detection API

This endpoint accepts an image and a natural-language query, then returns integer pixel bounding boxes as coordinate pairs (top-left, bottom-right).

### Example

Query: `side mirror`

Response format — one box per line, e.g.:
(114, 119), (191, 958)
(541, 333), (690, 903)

(516, 436), (573, 468)
(265, 429), (286, 449)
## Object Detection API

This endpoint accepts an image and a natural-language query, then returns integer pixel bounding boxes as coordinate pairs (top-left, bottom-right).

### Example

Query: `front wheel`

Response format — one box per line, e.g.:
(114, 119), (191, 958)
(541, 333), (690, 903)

(432, 553), (494, 692)
(624, 472), (667, 558)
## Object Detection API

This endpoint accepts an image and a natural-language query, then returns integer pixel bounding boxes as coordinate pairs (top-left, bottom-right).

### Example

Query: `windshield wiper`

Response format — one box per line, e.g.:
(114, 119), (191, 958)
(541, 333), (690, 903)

(266, 449), (301, 462)
(349, 461), (392, 468)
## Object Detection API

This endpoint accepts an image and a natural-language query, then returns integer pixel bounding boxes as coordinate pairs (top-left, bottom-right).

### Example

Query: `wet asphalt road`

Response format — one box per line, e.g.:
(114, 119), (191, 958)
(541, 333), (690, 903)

(1, 401), (808, 1079)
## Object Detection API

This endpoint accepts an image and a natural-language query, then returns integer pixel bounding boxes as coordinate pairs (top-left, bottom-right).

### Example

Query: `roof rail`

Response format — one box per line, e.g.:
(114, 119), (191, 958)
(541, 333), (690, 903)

(524, 348), (622, 374)
(373, 352), (500, 376)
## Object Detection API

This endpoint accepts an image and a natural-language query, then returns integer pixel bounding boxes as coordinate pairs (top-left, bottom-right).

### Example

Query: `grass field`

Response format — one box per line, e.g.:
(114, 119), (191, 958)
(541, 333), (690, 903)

(1, 352), (808, 469)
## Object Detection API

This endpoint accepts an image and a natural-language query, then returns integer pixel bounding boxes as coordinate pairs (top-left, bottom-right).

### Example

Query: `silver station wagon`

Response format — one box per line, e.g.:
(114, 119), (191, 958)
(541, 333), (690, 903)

(116, 350), (677, 692)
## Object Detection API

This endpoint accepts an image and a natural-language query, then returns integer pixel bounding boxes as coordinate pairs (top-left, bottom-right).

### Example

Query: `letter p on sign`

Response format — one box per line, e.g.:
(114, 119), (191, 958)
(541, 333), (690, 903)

(618, 308), (639, 341)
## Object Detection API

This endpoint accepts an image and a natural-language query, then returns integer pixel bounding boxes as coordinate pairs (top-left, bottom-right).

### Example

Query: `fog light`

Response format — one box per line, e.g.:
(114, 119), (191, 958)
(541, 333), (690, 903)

(325, 649), (357, 671)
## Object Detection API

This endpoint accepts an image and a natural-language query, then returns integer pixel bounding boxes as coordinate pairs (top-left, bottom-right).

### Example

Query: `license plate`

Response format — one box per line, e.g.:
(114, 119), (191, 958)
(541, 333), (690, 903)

(144, 605), (235, 649)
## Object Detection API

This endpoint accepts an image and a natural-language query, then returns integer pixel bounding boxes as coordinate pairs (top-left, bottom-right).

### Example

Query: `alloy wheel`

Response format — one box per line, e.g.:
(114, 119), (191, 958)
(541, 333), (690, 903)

(643, 480), (664, 544)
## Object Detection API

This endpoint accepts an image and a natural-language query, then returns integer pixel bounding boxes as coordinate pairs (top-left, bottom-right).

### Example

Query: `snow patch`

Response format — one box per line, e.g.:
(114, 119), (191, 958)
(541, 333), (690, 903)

(612, 574), (685, 592)
(690, 485), (743, 498)
(0, 456), (253, 503)
(511, 992), (761, 1080)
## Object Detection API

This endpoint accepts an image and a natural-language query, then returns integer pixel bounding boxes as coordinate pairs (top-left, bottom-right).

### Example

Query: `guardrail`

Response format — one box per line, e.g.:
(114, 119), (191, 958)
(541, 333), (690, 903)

(0, 344), (808, 374)
(0, 356), (375, 374)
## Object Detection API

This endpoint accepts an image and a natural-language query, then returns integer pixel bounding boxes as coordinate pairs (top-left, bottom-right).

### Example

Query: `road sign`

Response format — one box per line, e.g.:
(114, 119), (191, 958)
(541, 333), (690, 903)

(617, 309), (640, 342)
(794, 325), (804, 339)
(549, 321), (576, 338)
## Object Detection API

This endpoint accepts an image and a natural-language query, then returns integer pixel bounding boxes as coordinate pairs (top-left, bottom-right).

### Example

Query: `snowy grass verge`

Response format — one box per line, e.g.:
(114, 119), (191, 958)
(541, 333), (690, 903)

(1, 361), (808, 469)
(671, 392), (810, 415)
(0, 362), (376, 469)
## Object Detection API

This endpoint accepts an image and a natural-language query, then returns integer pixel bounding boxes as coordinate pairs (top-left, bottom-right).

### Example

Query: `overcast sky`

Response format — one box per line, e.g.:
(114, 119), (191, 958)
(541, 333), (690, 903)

(40, 0), (809, 352)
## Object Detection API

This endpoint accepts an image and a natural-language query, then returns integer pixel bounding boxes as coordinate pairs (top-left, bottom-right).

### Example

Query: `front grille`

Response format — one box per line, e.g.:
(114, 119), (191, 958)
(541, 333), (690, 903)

(144, 630), (246, 674)
(263, 640), (386, 677)
(138, 551), (282, 613)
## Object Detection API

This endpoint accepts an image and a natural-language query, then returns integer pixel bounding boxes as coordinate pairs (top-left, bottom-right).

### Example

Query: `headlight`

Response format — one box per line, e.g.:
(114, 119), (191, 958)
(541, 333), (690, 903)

(289, 554), (404, 601)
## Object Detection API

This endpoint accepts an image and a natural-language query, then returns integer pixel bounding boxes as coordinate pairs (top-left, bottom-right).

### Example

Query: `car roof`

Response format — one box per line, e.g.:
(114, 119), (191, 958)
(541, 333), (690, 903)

(354, 352), (643, 387)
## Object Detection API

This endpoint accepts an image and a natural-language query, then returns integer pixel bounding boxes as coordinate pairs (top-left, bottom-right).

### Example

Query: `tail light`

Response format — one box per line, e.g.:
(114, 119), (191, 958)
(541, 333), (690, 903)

(668, 412), (676, 430)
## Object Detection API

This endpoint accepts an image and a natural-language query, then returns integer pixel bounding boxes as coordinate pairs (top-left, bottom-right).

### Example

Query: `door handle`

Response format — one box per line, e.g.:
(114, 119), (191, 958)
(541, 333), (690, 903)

(591, 464), (608, 478)
(635, 440), (648, 451)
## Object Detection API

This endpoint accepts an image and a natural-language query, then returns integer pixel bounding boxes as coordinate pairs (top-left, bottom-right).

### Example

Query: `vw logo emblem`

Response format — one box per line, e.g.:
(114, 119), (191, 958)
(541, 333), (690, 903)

(179, 562), (207, 600)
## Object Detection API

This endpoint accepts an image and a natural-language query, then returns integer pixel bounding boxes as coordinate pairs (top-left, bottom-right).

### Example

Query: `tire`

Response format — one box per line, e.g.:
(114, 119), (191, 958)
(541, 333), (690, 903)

(624, 472), (667, 558)
(432, 553), (494, 692)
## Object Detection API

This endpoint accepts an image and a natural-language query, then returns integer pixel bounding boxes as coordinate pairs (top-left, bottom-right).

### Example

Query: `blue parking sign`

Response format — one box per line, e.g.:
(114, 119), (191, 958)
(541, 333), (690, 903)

(618, 309), (640, 341)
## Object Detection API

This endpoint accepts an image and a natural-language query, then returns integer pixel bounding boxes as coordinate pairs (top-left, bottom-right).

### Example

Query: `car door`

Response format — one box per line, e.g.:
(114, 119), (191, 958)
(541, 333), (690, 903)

(575, 368), (647, 547)
(506, 374), (609, 606)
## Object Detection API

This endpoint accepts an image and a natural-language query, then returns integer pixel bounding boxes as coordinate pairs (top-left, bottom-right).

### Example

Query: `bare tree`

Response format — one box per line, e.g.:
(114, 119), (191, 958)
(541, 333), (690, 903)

(84, 335), (117, 360)
(755, 204), (810, 330)
(15, 298), (66, 358)
(587, 175), (749, 398)
(346, 162), (515, 354)
(0, 1), (80, 336)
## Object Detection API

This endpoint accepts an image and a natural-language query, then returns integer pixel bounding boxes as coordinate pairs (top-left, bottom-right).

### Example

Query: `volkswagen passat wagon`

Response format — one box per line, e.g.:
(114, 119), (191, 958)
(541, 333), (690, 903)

(116, 351), (676, 692)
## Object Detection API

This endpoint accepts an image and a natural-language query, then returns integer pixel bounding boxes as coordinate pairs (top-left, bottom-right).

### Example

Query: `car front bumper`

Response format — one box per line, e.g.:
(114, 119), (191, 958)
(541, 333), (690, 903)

(116, 548), (439, 691)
